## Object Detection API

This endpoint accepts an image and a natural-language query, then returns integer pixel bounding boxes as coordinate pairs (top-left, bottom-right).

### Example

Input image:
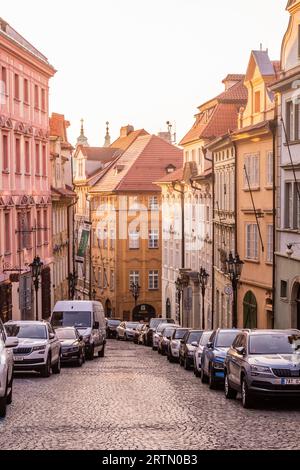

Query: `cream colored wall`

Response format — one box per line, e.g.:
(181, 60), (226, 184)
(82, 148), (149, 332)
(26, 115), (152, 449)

(282, 8), (300, 72)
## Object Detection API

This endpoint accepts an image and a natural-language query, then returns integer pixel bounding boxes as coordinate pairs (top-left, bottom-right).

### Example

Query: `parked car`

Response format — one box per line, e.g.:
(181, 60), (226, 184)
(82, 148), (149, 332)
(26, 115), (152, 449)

(116, 322), (140, 341)
(152, 322), (174, 351)
(133, 323), (145, 344)
(158, 325), (179, 355)
(55, 327), (85, 367)
(179, 330), (203, 370)
(137, 324), (149, 345)
(145, 318), (175, 347)
(51, 300), (106, 360)
(225, 329), (300, 409)
(194, 330), (213, 377)
(167, 328), (190, 362)
(201, 328), (242, 389)
(106, 319), (121, 339)
(5, 321), (61, 378)
(0, 319), (18, 418)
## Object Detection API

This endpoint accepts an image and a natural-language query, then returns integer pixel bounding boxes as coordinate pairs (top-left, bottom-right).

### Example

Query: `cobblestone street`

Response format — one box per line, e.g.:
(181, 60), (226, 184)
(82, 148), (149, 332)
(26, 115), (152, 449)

(1, 340), (300, 450)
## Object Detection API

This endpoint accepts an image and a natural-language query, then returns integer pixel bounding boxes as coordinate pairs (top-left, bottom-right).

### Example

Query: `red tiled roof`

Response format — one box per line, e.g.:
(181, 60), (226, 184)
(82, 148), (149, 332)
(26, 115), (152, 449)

(155, 167), (184, 184)
(49, 113), (70, 143)
(92, 135), (183, 193)
(180, 79), (247, 146)
(222, 74), (245, 83)
(110, 129), (149, 151)
(80, 147), (120, 162)
(51, 186), (76, 198)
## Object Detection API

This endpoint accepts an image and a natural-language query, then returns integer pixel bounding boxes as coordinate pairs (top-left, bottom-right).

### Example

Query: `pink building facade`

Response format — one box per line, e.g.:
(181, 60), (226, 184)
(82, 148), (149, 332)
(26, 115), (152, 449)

(0, 18), (55, 321)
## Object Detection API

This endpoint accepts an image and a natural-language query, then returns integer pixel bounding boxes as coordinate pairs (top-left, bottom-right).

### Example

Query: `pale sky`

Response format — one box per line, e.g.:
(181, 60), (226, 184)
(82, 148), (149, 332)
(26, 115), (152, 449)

(1, 0), (288, 146)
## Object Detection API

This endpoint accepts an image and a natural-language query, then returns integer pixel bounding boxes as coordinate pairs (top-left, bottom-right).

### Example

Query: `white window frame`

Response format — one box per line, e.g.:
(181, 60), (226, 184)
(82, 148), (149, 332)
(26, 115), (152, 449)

(244, 153), (260, 189)
(245, 223), (259, 260)
(129, 231), (140, 249)
(148, 270), (159, 290)
(149, 229), (159, 249)
(129, 271), (139, 289)
(266, 151), (273, 187)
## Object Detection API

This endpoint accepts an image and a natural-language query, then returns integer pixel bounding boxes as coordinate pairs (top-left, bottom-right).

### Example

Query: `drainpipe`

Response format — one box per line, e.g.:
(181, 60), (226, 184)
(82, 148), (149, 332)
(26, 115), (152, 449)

(67, 197), (78, 300)
(270, 119), (277, 329)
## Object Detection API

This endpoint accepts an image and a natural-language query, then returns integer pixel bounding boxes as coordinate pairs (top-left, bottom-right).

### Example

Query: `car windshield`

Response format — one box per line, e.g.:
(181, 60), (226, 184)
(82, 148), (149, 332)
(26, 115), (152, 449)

(52, 311), (91, 328)
(164, 328), (175, 337)
(200, 331), (213, 346)
(108, 320), (121, 326)
(5, 324), (47, 340)
(187, 331), (203, 345)
(126, 323), (139, 329)
(216, 331), (240, 348)
(56, 329), (77, 340)
(249, 334), (300, 355)
(149, 318), (175, 329)
(174, 329), (189, 340)
(157, 323), (169, 333)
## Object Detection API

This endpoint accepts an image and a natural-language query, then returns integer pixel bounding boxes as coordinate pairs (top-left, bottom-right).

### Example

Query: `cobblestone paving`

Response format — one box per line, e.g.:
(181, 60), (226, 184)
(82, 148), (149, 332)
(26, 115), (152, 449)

(1, 339), (300, 450)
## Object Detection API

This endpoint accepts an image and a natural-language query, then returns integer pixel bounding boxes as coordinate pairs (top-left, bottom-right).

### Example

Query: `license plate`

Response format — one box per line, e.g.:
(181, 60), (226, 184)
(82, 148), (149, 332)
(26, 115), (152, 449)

(281, 378), (300, 385)
(14, 356), (24, 361)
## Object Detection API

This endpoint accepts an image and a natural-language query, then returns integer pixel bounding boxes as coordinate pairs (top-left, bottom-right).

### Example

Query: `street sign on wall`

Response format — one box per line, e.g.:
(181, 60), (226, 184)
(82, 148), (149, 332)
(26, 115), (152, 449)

(224, 284), (233, 296)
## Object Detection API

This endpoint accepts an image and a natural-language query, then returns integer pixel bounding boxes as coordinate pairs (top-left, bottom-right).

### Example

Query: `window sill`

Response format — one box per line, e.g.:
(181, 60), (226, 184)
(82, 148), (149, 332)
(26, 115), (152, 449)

(4, 252), (11, 257)
(34, 107), (40, 111)
(15, 172), (22, 176)
(284, 140), (300, 147)
(243, 187), (260, 192)
(148, 247), (159, 250)
(148, 289), (159, 291)
(14, 98), (21, 103)
(280, 297), (289, 303)
(129, 248), (140, 250)
(2, 170), (9, 174)
(265, 185), (273, 190)
(24, 173), (31, 176)
(24, 102), (30, 107)
(244, 258), (260, 264)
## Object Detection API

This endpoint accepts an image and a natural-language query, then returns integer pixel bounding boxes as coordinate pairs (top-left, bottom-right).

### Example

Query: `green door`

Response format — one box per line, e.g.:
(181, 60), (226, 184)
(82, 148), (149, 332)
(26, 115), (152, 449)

(243, 291), (257, 329)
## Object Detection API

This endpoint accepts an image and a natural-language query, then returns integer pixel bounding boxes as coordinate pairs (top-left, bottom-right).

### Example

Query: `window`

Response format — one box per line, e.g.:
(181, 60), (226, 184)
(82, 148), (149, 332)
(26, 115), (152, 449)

(110, 271), (115, 291)
(149, 229), (159, 249)
(37, 210), (42, 246)
(129, 271), (139, 289)
(14, 74), (20, 100)
(15, 138), (21, 174)
(129, 231), (140, 249)
(2, 134), (8, 171)
(206, 206), (210, 223)
(245, 224), (259, 260)
(34, 85), (39, 108)
(267, 225), (273, 263)
(286, 101), (294, 141)
(24, 78), (29, 103)
(35, 143), (40, 175)
(284, 182), (300, 229)
(42, 145), (47, 176)
(148, 270), (159, 290)
(17, 212), (24, 251)
(44, 210), (48, 243)
(4, 213), (10, 254)
(244, 154), (259, 188)
(280, 280), (288, 299)
(254, 91), (261, 113)
(98, 269), (102, 288)
(1, 66), (7, 97)
(41, 88), (46, 111)
(266, 151), (273, 186)
(26, 211), (32, 249)
(110, 229), (115, 250)
(149, 196), (159, 210)
(25, 141), (30, 174)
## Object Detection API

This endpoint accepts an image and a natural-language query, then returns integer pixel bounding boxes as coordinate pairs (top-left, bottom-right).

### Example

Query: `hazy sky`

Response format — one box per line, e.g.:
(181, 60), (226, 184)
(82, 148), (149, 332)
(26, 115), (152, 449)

(1, 0), (288, 146)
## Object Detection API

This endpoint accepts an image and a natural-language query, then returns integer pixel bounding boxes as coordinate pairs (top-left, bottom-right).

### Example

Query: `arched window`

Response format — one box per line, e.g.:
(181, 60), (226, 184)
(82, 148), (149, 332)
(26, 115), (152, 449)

(243, 291), (257, 329)
(166, 298), (171, 319)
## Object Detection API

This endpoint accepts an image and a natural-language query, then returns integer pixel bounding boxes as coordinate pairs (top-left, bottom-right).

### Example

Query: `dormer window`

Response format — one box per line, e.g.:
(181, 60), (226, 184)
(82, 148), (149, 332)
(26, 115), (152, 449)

(114, 164), (125, 175)
(166, 164), (176, 174)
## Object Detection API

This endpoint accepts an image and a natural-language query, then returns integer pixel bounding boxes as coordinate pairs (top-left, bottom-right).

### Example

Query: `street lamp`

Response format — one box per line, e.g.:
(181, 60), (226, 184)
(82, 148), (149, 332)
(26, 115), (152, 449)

(175, 276), (184, 326)
(198, 267), (209, 330)
(130, 282), (140, 307)
(30, 256), (43, 321)
(226, 252), (244, 328)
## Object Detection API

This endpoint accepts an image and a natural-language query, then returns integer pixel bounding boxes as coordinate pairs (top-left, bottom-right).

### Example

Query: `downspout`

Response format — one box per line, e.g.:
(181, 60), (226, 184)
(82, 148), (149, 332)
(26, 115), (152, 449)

(67, 196), (78, 300)
(172, 182), (185, 269)
(270, 119), (277, 329)
(203, 147), (214, 328)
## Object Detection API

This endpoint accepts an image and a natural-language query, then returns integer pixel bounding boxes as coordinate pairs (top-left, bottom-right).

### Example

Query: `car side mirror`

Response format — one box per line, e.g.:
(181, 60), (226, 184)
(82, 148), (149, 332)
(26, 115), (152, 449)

(5, 337), (18, 348)
(93, 321), (99, 329)
(207, 342), (213, 349)
(49, 333), (55, 340)
(191, 342), (198, 348)
(236, 346), (246, 356)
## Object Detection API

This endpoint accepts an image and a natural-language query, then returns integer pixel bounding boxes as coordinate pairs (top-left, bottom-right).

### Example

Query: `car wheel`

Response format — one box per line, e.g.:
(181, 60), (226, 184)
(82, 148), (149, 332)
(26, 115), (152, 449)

(124, 334), (127, 341)
(52, 355), (61, 375)
(209, 364), (217, 390)
(6, 372), (13, 405)
(98, 344), (105, 358)
(241, 376), (254, 409)
(77, 352), (84, 367)
(179, 356), (184, 367)
(116, 334), (120, 341)
(87, 345), (95, 361)
(201, 366), (208, 384)
(41, 355), (51, 378)
(225, 373), (237, 400)
(194, 367), (201, 378)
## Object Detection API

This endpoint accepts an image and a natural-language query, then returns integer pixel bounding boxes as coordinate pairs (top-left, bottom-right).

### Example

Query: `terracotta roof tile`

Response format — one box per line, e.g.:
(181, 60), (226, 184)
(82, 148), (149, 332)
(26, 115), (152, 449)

(155, 167), (184, 184)
(110, 129), (149, 151)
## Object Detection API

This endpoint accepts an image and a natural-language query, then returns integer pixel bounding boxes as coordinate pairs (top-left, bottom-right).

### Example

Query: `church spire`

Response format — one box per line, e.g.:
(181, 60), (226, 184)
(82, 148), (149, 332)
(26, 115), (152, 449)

(104, 121), (111, 147)
(76, 118), (89, 147)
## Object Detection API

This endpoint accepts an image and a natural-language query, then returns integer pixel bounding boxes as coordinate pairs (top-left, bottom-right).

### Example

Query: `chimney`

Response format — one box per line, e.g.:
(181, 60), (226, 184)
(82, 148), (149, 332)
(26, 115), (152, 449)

(0, 18), (8, 32)
(120, 125), (134, 138)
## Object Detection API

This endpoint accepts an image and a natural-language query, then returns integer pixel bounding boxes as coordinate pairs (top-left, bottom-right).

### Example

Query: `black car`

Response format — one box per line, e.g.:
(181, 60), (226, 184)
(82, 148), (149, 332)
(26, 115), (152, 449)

(179, 330), (204, 370)
(145, 318), (175, 347)
(56, 327), (85, 367)
(106, 319), (121, 339)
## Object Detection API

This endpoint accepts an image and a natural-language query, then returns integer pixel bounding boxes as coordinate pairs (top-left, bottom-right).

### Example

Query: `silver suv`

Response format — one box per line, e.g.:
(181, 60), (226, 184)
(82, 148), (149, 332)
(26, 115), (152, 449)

(224, 329), (300, 408)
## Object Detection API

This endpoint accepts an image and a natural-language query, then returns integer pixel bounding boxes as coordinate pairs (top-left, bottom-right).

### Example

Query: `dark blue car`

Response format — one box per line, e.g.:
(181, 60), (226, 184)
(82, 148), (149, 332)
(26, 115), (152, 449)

(201, 329), (242, 389)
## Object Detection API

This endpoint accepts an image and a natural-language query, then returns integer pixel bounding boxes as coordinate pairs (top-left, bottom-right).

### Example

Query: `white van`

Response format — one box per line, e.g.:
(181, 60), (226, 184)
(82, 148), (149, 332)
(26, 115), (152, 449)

(51, 301), (106, 360)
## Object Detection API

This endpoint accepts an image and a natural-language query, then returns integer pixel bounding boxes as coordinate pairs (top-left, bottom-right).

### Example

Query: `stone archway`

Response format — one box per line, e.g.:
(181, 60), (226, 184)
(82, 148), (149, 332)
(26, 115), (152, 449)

(291, 280), (300, 329)
(243, 291), (257, 329)
(132, 304), (156, 323)
(105, 299), (112, 318)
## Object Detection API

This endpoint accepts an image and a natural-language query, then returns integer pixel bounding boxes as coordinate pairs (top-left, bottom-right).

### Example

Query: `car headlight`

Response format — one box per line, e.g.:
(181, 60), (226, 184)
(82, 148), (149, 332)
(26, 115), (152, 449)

(69, 347), (79, 353)
(32, 345), (46, 352)
(250, 365), (272, 376)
